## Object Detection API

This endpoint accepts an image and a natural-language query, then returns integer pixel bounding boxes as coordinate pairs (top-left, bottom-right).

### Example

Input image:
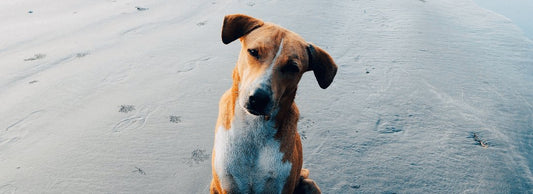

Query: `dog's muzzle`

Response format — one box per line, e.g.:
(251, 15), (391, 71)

(245, 89), (272, 116)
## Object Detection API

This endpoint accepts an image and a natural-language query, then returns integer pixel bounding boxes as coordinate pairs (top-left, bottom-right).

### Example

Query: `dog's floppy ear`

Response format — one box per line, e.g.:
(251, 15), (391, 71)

(306, 44), (338, 89)
(222, 14), (264, 44)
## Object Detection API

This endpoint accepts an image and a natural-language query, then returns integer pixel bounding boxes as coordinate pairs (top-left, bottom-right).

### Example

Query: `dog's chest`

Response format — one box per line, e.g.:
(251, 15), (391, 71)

(214, 115), (292, 193)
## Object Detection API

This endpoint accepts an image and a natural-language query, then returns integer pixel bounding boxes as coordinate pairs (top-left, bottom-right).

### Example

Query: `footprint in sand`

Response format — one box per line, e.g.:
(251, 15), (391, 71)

(375, 114), (413, 134)
(2, 110), (45, 145)
(197, 21), (207, 26)
(23, 54), (46, 61)
(183, 148), (210, 166)
(76, 52), (89, 58)
(169, 115), (182, 123)
(113, 107), (156, 133)
(118, 105), (135, 113)
(177, 57), (211, 73)
(112, 116), (147, 132)
(135, 6), (149, 11)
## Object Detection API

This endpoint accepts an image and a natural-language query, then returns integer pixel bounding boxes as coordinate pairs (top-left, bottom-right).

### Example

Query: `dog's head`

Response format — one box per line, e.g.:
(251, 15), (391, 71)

(222, 14), (337, 117)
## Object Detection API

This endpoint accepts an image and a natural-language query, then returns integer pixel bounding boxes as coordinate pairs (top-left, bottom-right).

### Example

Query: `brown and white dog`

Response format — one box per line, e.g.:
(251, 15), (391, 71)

(210, 14), (338, 194)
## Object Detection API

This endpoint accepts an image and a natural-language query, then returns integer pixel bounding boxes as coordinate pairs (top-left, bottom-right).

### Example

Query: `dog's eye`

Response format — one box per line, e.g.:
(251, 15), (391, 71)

(281, 61), (300, 74)
(247, 49), (259, 58)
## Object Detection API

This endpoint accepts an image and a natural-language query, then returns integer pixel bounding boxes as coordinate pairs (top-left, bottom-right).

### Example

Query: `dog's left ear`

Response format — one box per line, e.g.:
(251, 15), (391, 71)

(306, 44), (338, 89)
(222, 14), (264, 44)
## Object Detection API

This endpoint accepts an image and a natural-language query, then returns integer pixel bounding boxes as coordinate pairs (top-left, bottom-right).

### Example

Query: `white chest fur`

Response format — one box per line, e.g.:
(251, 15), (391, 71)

(214, 109), (292, 193)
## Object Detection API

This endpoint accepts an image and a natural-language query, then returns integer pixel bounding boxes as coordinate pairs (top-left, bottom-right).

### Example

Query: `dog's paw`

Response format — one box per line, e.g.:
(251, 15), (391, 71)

(295, 169), (321, 194)
(300, 168), (310, 179)
(294, 177), (321, 194)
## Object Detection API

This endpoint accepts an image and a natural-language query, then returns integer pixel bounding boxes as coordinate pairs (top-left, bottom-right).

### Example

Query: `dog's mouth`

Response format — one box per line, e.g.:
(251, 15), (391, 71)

(246, 108), (265, 116)
(244, 105), (273, 121)
(245, 101), (271, 116)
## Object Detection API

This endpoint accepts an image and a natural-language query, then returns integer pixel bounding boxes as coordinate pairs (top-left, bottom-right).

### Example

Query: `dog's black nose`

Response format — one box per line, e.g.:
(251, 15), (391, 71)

(246, 89), (271, 115)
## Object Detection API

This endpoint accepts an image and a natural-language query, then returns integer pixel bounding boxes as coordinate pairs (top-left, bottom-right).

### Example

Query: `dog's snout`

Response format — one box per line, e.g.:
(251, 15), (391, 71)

(246, 89), (271, 115)
(249, 92), (269, 109)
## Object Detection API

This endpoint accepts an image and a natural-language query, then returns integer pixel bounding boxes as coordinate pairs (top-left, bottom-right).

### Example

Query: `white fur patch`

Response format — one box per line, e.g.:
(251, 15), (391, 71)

(214, 104), (292, 193)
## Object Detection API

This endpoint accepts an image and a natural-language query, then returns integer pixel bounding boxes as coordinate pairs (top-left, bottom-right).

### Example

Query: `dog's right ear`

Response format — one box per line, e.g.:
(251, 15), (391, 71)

(222, 14), (264, 44)
(306, 44), (338, 89)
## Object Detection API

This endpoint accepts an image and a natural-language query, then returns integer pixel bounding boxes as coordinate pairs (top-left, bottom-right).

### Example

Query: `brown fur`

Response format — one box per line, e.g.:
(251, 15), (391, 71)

(211, 14), (337, 194)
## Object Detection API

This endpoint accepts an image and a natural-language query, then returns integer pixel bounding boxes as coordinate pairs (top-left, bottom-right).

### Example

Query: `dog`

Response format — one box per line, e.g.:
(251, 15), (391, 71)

(210, 14), (338, 194)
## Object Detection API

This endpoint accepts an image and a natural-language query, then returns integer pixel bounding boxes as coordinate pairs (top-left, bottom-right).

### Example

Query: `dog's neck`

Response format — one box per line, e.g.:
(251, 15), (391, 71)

(273, 88), (298, 129)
